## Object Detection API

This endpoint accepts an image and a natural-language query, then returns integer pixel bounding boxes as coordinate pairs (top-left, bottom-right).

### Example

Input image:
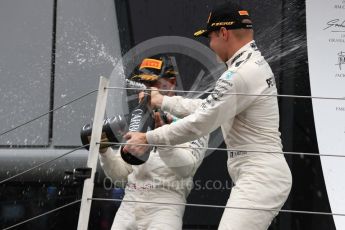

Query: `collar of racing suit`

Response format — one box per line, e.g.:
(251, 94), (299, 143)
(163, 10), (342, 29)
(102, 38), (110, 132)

(226, 40), (256, 68)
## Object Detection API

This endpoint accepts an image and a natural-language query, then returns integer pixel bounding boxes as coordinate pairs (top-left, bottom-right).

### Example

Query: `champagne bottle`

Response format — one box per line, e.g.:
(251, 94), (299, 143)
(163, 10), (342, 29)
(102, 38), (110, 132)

(80, 114), (127, 150)
(80, 80), (147, 151)
(120, 93), (155, 165)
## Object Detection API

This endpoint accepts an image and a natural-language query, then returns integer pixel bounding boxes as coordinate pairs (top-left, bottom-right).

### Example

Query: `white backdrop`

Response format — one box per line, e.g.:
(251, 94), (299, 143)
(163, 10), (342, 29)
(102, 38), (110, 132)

(306, 0), (345, 229)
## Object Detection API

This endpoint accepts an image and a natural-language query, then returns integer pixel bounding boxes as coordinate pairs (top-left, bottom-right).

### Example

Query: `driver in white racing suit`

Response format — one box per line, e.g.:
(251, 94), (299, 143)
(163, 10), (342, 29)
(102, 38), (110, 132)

(99, 55), (209, 230)
(123, 2), (292, 230)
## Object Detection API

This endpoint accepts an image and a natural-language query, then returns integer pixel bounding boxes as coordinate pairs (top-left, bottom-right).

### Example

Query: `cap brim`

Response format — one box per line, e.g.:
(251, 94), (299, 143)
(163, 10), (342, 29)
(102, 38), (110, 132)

(130, 74), (159, 82)
(193, 29), (209, 37)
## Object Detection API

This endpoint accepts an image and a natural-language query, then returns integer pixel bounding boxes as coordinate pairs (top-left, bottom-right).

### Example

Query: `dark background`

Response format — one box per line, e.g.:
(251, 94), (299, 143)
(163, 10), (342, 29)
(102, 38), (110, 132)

(0, 0), (336, 229)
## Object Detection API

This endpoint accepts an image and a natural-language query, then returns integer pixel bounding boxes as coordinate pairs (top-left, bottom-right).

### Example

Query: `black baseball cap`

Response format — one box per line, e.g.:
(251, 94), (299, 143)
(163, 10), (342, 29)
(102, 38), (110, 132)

(194, 2), (252, 37)
(130, 55), (178, 83)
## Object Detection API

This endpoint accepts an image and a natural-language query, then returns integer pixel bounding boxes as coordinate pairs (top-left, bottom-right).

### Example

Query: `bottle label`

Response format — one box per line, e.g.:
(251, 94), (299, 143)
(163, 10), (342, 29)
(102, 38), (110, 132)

(128, 109), (144, 131)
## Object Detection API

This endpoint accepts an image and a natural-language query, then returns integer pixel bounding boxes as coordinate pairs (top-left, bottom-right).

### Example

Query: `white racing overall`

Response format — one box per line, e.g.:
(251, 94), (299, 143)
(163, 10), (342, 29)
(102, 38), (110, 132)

(100, 133), (208, 229)
(146, 41), (292, 230)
